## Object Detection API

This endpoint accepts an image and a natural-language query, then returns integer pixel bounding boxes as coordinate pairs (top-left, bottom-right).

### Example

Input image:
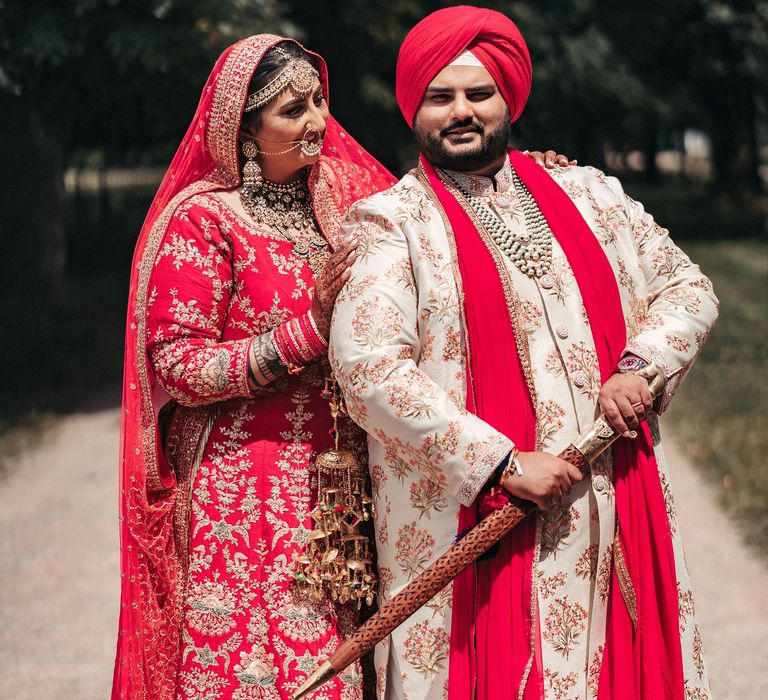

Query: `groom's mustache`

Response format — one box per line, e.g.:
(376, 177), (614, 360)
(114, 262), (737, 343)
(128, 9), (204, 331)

(440, 119), (484, 138)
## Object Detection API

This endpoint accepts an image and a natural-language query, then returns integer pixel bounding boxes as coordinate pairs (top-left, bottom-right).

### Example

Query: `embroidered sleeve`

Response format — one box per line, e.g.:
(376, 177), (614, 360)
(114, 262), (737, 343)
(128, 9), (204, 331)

(330, 199), (513, 507)
(146, 201), (253, 407)
(607, 176), (719, 413)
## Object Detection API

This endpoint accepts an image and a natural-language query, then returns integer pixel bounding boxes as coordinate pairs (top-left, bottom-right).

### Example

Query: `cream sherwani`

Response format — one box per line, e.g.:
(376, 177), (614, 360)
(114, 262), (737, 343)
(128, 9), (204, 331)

(329, 156), (717, 700)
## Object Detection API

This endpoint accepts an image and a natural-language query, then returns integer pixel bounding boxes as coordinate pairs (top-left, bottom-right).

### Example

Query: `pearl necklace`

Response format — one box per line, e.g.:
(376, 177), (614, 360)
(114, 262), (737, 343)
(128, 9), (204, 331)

(448, 170), (553, 278)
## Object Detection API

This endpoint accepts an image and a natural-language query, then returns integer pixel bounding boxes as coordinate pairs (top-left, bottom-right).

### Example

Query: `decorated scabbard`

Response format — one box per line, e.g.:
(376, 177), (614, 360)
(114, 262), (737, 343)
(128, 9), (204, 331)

(293, 365), (666, 699)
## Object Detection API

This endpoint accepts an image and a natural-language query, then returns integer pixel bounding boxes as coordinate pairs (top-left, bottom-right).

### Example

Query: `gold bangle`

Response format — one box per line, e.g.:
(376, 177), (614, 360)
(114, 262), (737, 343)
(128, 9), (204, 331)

(499, 448), (522, 486)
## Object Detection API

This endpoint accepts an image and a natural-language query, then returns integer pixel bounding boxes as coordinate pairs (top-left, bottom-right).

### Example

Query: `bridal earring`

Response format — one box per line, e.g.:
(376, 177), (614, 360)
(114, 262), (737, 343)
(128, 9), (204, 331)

(241, 139), (262, 191)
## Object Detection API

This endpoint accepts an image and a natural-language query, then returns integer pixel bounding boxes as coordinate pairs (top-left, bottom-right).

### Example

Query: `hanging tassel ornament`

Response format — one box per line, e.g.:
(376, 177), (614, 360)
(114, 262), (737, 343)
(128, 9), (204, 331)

(294, 376), (377, 608)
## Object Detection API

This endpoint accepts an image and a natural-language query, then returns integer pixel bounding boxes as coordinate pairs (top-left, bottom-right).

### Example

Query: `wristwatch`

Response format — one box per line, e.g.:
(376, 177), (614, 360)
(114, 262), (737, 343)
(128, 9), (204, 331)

(617, 355), (647, 373)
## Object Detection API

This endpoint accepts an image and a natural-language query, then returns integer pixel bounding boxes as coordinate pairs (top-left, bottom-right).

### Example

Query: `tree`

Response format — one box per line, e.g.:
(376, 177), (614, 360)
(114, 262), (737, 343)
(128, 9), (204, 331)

(687, 0), (766, 193)
(0, 0), (290, 291)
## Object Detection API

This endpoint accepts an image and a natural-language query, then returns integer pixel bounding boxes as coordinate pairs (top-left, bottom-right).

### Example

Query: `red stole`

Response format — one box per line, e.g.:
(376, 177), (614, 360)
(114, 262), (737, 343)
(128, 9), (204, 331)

(420, 151), (684, 700)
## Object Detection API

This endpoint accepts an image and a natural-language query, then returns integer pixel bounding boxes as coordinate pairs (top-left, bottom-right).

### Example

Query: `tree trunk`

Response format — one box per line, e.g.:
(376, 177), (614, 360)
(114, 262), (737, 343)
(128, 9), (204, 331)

(0, 95), (67, 295)
(640, 114), (659, 180)
(708, 78), (762, 195)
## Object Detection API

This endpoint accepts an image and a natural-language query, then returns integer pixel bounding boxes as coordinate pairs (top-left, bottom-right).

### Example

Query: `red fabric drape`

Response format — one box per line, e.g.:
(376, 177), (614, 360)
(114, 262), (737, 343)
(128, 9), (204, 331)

(112, 35), (394, 699)
(422, 150), (684, 700)
(420, 156), (539, 700)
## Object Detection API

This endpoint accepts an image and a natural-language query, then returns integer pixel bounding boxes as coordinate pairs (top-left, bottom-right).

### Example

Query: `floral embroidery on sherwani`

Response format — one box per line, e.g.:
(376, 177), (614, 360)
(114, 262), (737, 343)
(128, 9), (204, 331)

(146, 193), (364, 700)
(330, 157), (717, 700)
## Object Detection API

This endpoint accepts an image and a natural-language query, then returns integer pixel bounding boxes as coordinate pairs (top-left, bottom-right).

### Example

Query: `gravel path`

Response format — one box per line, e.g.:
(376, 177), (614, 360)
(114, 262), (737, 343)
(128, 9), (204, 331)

(0, 409), (766, 698)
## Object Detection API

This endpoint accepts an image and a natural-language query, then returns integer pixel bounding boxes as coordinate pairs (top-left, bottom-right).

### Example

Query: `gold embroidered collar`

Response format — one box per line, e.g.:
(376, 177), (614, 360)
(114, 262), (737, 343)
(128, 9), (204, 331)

(441, 156), (514, 198)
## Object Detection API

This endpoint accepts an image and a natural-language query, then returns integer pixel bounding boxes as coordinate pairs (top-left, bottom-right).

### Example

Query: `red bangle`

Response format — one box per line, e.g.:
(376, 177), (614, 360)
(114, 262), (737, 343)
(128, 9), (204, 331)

(272, 313), (328, 369)
(290, 316), (317, 363)
(301, 312), (327, 356)
(284, 318), (305, 364)
(273, 324), (301, 367)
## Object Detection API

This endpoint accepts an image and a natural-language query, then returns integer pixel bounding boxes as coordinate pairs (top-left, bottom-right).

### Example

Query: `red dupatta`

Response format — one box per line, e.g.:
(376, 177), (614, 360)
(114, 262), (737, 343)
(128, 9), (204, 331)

(421, 150), (683, 700)
(112, 35), (394, 700)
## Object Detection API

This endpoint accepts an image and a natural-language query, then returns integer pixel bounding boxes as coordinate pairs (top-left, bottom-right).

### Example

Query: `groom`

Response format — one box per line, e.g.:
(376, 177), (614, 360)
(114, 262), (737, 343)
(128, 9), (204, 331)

(330, 6), (716, 699)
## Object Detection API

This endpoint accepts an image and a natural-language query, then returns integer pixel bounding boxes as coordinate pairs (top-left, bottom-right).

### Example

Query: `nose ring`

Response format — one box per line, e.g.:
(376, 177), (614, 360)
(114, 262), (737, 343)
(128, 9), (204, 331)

(300, 128), (323, 157)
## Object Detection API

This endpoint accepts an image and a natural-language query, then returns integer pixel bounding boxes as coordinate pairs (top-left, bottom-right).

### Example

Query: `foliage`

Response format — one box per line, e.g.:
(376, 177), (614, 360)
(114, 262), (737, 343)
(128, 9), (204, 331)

(0, 0), (764, 170)
(0, 0), (294, 161)
(0, 0), (294, 290)
(279, 0), (767, 186)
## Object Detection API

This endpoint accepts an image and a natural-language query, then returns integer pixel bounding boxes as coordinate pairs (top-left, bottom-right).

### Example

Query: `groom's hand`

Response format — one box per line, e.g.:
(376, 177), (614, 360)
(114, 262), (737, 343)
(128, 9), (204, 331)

(502, 451), (583, 510)
(599, 373), (654, 438)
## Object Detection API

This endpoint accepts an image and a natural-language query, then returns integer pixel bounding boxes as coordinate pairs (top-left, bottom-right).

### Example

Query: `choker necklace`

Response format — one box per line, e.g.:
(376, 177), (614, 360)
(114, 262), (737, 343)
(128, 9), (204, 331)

(446, 169), (553, 278)
(239, 171), (330, 274)
(240, 171), (315, 232)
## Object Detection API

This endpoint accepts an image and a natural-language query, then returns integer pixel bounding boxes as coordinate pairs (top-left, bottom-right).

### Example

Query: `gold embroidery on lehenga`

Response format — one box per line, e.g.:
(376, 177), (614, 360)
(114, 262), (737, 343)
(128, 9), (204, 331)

(168, 405), (220, 575)
(135, 180), (220, 492)
(129, 34), (373, 700)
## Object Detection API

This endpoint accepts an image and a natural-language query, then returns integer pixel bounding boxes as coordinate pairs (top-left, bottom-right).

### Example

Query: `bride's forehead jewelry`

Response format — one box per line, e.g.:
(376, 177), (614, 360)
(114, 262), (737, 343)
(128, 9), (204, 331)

(244, 55), (319, 113)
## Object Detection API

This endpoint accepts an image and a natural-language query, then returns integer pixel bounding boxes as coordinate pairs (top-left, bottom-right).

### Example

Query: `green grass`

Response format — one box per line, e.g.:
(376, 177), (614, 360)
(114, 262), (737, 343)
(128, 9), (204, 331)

(663, 239), (768, 555)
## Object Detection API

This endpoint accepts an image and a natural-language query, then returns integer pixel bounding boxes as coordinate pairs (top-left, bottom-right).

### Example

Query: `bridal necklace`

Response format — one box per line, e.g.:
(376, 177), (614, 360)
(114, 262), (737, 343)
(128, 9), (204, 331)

(239, 170), (330, 274)
(240, 170), (315, 231)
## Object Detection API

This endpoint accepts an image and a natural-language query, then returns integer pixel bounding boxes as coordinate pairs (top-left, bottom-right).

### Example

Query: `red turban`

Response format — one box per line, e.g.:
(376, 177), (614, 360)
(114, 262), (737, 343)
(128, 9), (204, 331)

(396, 5), (532, 127)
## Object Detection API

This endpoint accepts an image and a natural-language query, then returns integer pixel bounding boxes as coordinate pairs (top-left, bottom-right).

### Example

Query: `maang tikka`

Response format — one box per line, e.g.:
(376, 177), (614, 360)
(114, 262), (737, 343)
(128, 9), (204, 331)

(294, 375), (377, 608)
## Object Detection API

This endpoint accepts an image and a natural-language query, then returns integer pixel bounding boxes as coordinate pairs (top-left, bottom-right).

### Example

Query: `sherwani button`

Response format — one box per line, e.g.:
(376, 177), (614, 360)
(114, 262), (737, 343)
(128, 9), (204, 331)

(539, 274), (554, 289)
(573, 371), (587, 387)
(556, 324), (569, 339)
(593, 475), (609, 492)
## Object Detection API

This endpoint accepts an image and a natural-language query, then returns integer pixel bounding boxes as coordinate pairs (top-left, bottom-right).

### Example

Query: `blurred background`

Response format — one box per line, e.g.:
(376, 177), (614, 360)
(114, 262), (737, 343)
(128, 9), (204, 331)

(0, 0), (766, 697)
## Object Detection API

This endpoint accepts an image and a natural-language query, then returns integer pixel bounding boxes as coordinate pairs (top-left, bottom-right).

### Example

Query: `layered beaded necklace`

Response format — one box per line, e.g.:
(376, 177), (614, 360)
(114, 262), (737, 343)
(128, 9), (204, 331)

(447, 169), (553, 278)
(240, 171), (330, 274)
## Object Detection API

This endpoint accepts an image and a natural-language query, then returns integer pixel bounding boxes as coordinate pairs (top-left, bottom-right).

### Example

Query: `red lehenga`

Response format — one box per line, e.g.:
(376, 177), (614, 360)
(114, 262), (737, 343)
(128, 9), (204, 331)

(112, 35), (394, 699)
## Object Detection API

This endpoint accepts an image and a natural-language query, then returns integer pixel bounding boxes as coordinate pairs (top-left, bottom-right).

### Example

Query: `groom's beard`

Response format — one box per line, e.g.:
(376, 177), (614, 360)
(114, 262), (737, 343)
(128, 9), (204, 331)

(414, 113), (511, 172)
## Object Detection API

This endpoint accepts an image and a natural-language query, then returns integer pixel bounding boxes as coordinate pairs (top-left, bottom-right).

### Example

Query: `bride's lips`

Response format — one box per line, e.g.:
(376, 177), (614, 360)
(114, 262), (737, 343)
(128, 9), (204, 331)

(302, 129), (325, 144)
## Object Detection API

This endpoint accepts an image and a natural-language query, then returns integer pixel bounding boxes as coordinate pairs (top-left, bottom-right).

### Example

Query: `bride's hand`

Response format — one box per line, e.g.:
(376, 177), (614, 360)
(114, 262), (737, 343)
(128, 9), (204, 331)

(311, 237), (359, 339)
(526, 149), (577, 168)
